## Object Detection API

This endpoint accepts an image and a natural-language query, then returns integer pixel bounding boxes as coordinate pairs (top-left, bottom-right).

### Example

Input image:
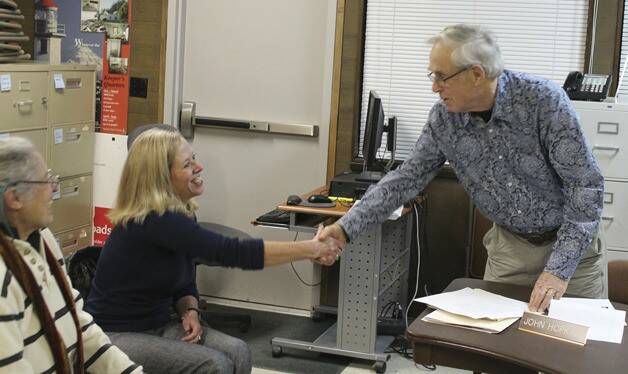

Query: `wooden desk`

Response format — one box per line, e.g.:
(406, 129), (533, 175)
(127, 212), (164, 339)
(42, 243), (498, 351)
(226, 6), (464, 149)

(268, 186), (413, 373)
(406, 278), (628, 374)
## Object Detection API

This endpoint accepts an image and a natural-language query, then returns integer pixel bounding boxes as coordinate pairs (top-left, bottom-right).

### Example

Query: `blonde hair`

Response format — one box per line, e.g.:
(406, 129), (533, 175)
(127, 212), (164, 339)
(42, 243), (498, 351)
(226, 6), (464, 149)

(108, 129), (197, 226)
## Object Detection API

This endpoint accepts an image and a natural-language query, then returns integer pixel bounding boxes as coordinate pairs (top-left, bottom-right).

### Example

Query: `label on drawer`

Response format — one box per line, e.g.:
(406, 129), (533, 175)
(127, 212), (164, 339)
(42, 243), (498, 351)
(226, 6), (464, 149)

(0, 74), (10, 92)
(0, 133), (9, 140)
(54, 128), (63, 144)
(53, 74), (65, 89)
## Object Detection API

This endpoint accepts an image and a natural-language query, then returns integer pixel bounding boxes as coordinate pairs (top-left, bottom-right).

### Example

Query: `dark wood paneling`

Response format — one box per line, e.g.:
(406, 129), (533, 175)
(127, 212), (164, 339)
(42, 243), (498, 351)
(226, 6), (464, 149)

(127, 0), (168, 134)
(333, 0), (365, 175)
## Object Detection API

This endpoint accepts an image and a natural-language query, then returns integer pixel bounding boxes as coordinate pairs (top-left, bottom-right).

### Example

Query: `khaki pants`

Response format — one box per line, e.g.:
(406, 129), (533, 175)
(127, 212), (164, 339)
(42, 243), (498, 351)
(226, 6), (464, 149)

(483, 224), (607, 298)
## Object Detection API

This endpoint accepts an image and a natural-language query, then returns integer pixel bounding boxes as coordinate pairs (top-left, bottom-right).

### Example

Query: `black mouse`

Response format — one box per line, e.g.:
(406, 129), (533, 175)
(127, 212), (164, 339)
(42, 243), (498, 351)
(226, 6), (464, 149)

(308, 194), (332, 204)
(286, 194), (302, 206)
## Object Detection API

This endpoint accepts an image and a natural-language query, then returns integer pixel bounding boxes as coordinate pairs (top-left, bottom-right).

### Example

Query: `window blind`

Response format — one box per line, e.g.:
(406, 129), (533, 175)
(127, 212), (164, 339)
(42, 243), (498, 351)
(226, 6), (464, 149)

(360, 0), (589, 161)
(617, 0), (628, 101)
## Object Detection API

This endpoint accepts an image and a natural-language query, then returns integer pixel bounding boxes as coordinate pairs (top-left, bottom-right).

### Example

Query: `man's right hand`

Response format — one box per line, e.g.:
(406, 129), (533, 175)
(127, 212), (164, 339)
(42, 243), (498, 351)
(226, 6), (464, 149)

(320, 223), (348, 249)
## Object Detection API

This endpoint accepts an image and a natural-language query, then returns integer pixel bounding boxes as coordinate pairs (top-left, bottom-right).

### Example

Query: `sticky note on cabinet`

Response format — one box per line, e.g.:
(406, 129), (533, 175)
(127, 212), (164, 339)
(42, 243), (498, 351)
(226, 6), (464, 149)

(0, 74), (11, 91)
(53, 74), (65, 89)
(54, 128), (64, 144)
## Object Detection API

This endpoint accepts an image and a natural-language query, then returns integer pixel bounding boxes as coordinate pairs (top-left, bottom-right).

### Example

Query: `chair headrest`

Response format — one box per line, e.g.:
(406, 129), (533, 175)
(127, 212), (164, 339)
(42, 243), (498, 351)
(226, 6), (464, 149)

(127, 124), (178, 150)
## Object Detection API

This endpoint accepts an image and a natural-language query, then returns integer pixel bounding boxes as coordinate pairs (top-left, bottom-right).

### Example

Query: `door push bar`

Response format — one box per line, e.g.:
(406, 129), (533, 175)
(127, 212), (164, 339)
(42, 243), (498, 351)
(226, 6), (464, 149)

(179, 101), (319, 139)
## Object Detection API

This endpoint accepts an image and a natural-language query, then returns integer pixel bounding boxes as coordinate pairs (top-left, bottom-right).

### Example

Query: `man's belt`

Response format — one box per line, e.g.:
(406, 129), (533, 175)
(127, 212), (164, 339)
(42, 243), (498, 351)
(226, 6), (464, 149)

(512, 227), (559, 246)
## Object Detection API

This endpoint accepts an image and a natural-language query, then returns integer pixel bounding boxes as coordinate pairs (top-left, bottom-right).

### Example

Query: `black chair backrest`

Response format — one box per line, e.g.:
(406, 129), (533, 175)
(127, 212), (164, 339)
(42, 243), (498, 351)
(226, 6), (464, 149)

(67, 246), (101, 299)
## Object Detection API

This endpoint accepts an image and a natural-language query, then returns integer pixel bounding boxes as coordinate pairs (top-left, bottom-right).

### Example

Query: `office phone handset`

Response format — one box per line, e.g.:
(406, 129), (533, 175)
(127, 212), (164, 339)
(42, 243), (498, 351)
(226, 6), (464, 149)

(562, 71), (611, 101)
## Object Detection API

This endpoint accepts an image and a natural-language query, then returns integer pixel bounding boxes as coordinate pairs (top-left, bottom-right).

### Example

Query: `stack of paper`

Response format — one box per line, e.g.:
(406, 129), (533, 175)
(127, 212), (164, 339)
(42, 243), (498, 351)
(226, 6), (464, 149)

(548, 298), (626, 344)
(415, 288), (528, 334)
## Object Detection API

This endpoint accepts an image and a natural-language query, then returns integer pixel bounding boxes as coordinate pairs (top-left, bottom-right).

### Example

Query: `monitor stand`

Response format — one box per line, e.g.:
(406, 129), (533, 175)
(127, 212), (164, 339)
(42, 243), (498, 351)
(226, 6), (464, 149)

(355, 170), (384, 183)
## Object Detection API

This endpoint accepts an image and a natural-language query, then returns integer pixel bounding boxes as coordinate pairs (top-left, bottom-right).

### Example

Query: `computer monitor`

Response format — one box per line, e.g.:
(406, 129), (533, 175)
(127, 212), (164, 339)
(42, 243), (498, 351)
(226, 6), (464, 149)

(358, 90), (386, 182)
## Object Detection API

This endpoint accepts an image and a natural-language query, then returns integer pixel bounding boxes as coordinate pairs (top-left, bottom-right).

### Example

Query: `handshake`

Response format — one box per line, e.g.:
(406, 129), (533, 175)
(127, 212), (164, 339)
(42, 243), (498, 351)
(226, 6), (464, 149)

(310, 224), (349, 266)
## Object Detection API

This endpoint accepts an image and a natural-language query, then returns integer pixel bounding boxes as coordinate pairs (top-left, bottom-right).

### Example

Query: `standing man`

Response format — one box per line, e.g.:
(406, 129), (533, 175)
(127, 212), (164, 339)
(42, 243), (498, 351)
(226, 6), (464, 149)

(322, 24), (605, 312)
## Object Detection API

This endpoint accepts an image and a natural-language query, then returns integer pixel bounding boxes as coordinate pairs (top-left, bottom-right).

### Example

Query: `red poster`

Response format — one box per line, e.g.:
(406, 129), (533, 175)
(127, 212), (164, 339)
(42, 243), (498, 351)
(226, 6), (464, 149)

(99, 0), (132, 135)
(93, 206), (114, 246)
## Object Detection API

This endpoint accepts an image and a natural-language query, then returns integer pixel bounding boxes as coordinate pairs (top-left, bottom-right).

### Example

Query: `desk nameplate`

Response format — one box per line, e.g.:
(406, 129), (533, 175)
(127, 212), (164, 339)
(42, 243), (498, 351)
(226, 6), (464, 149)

(518, 311), (589, 345)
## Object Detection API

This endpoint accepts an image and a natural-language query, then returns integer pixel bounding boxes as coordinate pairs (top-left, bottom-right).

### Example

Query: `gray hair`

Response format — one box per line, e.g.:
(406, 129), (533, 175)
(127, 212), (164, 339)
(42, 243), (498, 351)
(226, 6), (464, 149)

(0, 137), (40, 195)
(429, 24), (504, 80)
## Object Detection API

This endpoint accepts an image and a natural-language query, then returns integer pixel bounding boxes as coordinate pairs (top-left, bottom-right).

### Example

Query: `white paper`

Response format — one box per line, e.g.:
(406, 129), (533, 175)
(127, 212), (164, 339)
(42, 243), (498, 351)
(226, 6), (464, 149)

(423, 309), (519, 333)
(0, 74), (11, 91)
(415, 287), (528, 320)
(53, 74), (65, 89)
(549, 300), (626, 344)
(558, 297), (615, 310)
(0, 133), (9, 140)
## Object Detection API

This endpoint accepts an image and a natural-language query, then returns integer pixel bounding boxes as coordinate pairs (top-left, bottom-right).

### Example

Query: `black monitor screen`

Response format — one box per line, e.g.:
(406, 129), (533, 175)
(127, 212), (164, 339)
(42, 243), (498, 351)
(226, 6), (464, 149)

(362, 90), (385, 171)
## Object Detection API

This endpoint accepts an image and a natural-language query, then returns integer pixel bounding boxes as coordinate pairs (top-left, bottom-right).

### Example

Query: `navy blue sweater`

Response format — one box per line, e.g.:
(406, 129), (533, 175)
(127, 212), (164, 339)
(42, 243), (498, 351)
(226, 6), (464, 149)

(85, 211), (264, 332)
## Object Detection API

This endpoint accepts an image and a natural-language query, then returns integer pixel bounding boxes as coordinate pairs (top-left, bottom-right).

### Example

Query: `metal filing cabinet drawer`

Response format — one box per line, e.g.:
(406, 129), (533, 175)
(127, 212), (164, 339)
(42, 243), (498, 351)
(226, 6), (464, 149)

(50, 174), (93, 233)
(48, 70), (95, 125)
(54, 225), (92, 256)
(49, 123), (95, 177)
(0, 128), (47, 162)
(0, 71), (48, 131)
(577, 104), (628, 181)
(607, 249), (628, 261)
(601, 180), (628, 252)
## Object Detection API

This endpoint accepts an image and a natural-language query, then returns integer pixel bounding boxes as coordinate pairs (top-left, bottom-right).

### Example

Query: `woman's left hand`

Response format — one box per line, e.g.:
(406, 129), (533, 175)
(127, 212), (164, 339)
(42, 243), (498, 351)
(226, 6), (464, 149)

(181, 310), (203, 344)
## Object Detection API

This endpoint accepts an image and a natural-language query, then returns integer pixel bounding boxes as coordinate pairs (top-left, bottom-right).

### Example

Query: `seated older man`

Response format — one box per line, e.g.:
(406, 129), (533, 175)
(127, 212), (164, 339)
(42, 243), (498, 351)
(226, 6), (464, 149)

(0, 137), (142, 373)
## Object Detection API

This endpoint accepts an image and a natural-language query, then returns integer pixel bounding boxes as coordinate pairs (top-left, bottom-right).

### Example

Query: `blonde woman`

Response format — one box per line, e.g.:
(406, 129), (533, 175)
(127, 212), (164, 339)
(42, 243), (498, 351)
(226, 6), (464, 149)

(85, 128), (342, 374)
(0, 137), (141, 373)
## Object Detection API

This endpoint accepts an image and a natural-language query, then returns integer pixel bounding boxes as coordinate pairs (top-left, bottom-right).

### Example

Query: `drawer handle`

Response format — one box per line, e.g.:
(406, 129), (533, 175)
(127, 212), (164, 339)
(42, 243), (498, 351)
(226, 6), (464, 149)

(60, 238), (78, 249)
(66, 133), (81, 142)
(62, 186), (79, 196)
(14, 100), (33, 112)
(592, 146), (620, 153)
(602, 216), (615, 223)
(597, 122), (619, 135)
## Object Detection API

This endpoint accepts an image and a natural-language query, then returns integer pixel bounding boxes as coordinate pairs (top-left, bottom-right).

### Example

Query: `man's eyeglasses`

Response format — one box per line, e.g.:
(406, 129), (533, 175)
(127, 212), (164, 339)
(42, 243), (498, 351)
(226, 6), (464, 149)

(427, 66), (471, 84)
(10, 169), (60, 191)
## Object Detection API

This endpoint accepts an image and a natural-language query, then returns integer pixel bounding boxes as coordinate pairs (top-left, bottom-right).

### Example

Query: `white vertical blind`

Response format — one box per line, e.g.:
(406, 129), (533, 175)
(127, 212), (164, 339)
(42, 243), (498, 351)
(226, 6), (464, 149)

(360, 0), (589, 161)
(617, 0), (628, 101)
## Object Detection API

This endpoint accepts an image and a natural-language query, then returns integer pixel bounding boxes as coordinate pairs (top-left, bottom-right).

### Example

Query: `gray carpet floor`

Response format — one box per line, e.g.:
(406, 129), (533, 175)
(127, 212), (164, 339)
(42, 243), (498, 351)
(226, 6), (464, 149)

(203, 304), (350, 374)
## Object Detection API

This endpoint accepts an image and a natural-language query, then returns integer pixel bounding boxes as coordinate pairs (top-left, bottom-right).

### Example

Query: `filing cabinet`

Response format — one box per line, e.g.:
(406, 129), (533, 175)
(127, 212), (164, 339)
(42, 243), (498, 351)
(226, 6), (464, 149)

(54, 225), (92, 256)
(49, 122), (95, 178)
(0, 128), (47, 159)
(0, 70), (48, 131)
(0, 64), (96, 254)
(50, 175), (93, 233)
(48, 69), (95, 125)
(573, 101), (628, 261)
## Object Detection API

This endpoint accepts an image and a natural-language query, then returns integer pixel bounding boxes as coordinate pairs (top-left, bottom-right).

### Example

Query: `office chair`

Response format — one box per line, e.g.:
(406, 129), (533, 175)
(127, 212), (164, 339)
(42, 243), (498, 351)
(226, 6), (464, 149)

(67, 246), (102, 298)
(127, 124), (252, 332)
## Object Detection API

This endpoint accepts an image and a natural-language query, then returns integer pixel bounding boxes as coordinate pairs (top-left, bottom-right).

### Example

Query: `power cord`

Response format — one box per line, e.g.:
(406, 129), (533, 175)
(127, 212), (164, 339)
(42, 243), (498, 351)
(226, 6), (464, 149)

(290, 231), (322, 287)
(404, 201), (422, 328)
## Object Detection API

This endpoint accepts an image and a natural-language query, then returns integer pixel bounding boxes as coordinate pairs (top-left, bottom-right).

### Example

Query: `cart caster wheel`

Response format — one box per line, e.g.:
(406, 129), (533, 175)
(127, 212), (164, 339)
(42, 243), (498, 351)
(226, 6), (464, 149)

(311, 311), (324, 322)
(373, 361), (386, 373)
(271, 345), (282, 358)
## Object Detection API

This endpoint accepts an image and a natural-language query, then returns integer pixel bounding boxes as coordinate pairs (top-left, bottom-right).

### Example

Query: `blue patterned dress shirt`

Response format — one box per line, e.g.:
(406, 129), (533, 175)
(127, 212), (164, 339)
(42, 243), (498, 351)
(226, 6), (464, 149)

(338, 70), (604, 280)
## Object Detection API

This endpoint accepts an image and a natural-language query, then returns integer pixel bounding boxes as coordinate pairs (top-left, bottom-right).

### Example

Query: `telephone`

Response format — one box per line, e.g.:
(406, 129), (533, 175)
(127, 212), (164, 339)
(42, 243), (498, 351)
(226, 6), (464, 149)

(562, 71), (611, 101)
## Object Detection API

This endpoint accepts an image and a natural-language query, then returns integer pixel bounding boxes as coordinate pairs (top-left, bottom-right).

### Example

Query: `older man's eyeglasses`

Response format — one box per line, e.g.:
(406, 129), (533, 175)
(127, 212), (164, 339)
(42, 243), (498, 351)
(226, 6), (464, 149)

(10, 170), (60, 191)
(427, 66), (471, 84)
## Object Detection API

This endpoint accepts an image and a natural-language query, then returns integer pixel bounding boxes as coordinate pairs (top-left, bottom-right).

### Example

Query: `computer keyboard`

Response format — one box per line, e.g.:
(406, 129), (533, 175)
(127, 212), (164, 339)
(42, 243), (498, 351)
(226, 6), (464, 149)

(256, 209), (291, 225)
